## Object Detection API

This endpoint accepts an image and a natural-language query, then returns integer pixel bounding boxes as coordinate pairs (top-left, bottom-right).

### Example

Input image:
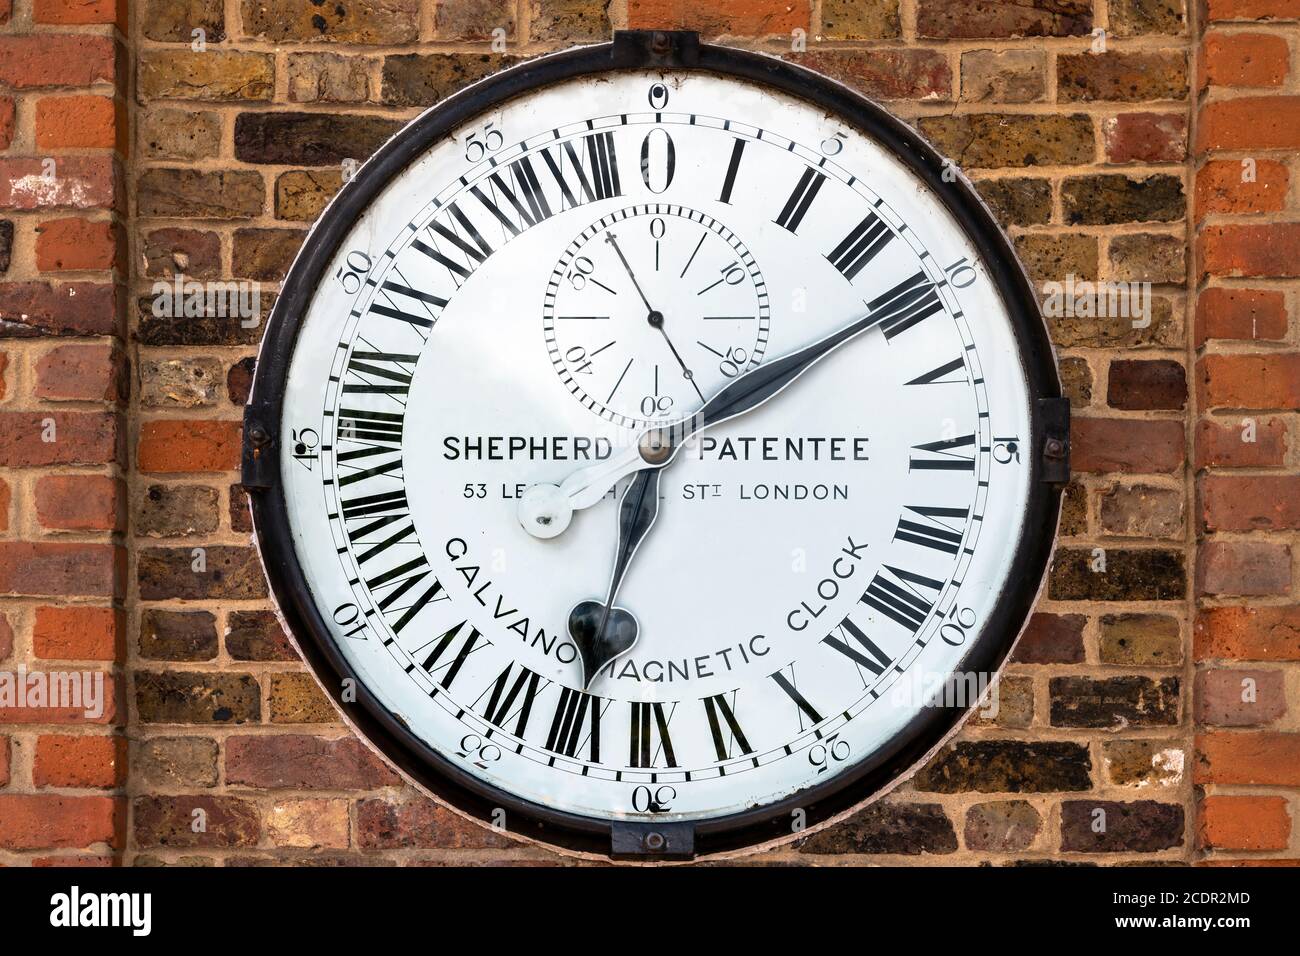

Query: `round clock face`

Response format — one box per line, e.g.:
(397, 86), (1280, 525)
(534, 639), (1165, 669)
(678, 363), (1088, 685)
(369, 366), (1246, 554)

(250, 42), (1060, 856)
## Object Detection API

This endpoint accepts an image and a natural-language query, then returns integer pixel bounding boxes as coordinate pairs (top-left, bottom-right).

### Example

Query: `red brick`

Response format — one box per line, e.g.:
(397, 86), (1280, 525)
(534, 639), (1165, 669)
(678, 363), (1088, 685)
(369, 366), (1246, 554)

(1200, 223), (1300, 278)
(0, 736), (9, 787)
(1196, 732), (1300, 785)
(1071, 418), (1185, 473)
(35, 218), (120, 273)
(1195, 159), (1287, 219)
(0, 478), (9, 532)
(0, 35), (118, 89)
(0, 613), (11, 660)
(1197, 605), (1300, 661)
(0, 157), (118, 210)
(34, 734), (126, 788)
(225, 734), (400, 789)
(35, 95), (123, 152)
(0, 672), (118, 725)
(1199, 795), (1291, 851)
(1206, 0), (1300, 20)
(0, 411), (120, 467)
(1103, 112), (1187, 163)
(1199, 96), (1300, 150)
(0, 96), (13, 150)
(138, 419), (242, 473)
(1201, 32), (1290, 88)
(785, 50), (953, 101)
(1197, 540), (1292, 596)
(1196, 668), (1287, 726)
(34, 344), (126, 402)
(357, 794), (514, 849)
(33, 605), (122, 660)
(1011, 612), (1086, 664)
(1200, 474), (1300, 531)
(0, 542), (123, 598)
(1196, 417), (1287, 469)
(1195, 287), (1287, 346)
(1198, 353), (1300, 409)
(0, 794), (123, 849)
(31, 855), (115, 866)
(627, 0), (811, 35)
(0, 282), (120, 337)
(35, 474), (124, 532)
(33, 0), (126, 29)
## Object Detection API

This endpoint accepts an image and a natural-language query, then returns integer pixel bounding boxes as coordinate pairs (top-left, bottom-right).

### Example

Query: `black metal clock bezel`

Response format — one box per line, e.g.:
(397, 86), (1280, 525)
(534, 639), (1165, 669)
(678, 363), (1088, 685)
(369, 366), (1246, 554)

(243, 31), (1066, 860)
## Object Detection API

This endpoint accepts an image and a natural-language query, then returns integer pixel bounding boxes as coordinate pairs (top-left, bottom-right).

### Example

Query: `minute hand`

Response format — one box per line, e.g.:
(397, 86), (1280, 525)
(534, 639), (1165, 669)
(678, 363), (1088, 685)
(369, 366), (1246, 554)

(556, 306), (886, 513)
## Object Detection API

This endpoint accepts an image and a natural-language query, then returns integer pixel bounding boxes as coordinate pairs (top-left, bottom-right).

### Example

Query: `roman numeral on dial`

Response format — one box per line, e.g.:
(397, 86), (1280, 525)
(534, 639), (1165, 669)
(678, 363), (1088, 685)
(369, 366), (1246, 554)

(861, 566), (945, 633)
(342, 350), (417, 398)
(476, 663), (549, 739)
(718, 138), (745, 204)
(822, 614), (893, 677)
(702, 691), (753, 761)
(770, 665), (823, 729)
(546, 687), (607, 762)
(894, 505), (969, 555)
(906, 356), (967, 387)
(827, 211), (893, 281)
(774, 167), (826, 233)
(413, 201), (493, 283)
(867, 270), (944, 340)
(369, 279), (447, 331)
(910, 432), (977, 471)
(628, 701), (678, 768)
(415, 619), (489, 691)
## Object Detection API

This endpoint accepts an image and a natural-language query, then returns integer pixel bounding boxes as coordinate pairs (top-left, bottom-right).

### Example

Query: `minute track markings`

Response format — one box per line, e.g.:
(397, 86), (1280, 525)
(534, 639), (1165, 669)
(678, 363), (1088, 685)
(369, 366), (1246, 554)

(313, 105), (1006, 803)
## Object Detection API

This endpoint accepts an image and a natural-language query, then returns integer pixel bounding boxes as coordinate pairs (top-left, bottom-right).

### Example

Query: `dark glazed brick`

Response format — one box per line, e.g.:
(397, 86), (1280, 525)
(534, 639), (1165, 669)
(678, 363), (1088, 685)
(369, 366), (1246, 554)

(917, 0), (1092, 38)
(975, 177), (1052, 225)
(1057, 52), (1188, 102)
(1050, 676), (1180, 728)
(1107, 359), (1187, 410)
(137, 546), (267, 600)
(1049, 549), (1185, 601)
(234, 112), (403, 166)
(226, 609), (297, 661)
(135, 671), (261, 724)
(381, 53), (520, 107)
(798, 802), (957, 855)
(227, 357), (255, 404)
(1060, 800), (1184, 852)
(913, 741), (1093, 793)
(134, 795), (259, 848)
(1062, 174), (1185, 224)
(1011, 612), (1086, 664)
(139, 609), (218, 661)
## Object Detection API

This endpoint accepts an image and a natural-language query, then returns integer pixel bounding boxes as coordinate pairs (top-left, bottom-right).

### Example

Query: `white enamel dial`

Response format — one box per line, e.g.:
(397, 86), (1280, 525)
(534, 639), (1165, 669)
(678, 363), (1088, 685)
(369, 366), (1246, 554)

(273, 68), (1038, 829)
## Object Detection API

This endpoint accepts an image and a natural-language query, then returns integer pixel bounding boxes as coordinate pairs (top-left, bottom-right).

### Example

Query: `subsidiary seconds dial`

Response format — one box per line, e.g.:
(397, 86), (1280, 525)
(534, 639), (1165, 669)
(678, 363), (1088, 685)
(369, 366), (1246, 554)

(545, 204), (769, 426)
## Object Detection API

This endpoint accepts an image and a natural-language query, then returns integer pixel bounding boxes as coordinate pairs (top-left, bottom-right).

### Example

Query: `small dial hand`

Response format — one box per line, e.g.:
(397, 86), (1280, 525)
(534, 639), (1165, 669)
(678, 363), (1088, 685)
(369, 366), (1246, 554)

(567, 468), (661, 687)
(605, 231), (704, 401)
(518, 303), (887, 538)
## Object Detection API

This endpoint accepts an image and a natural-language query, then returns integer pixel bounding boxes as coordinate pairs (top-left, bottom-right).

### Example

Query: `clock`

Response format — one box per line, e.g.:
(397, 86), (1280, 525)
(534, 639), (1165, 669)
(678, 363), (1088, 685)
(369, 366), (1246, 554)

(242, 31), (1069, 860)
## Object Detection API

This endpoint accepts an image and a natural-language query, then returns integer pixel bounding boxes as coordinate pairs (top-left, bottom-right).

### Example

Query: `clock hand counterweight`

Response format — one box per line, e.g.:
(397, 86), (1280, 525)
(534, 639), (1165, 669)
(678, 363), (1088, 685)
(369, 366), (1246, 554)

(518, 303), (888, 539)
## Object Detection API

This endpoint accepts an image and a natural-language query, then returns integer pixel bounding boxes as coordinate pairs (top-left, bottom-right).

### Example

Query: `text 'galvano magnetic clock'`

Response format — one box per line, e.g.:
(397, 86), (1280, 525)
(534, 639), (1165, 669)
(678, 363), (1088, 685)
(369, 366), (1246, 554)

(243, 31), (1070, 860)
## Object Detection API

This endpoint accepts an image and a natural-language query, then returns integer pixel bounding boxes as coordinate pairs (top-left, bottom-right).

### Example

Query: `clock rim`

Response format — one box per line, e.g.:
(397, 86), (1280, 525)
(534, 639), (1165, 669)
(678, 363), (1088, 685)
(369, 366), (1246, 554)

(242, 32), (1065, 860)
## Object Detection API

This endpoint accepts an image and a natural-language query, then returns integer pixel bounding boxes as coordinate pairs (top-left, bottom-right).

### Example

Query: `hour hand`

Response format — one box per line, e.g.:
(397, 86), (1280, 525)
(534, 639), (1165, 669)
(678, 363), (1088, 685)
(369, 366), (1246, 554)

(568, 468), (661, 687)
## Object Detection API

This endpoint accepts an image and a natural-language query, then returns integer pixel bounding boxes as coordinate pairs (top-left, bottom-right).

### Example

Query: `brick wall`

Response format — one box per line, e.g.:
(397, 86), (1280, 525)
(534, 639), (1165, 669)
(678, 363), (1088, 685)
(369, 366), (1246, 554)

(1192, 0), (1300, 863)
(0, 0), (1294, 865)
